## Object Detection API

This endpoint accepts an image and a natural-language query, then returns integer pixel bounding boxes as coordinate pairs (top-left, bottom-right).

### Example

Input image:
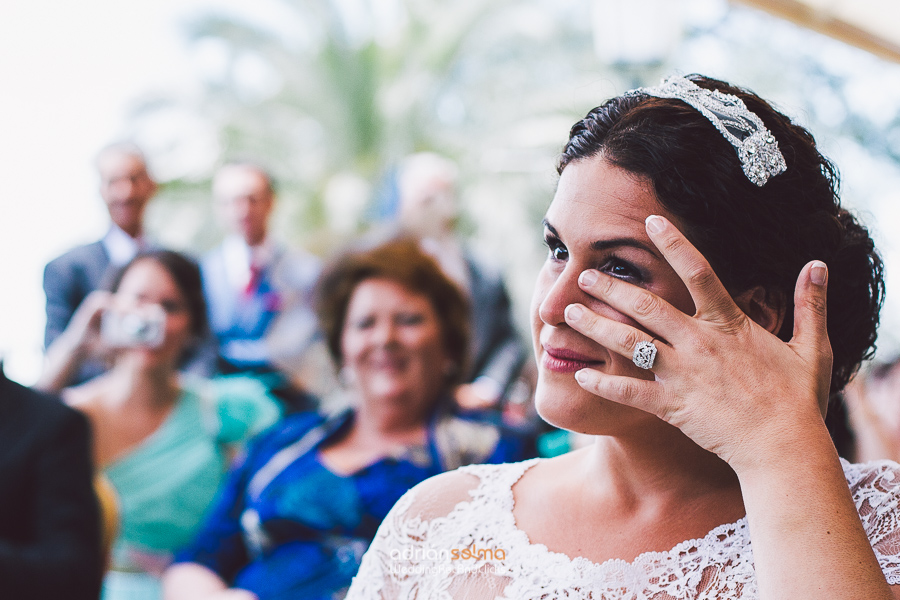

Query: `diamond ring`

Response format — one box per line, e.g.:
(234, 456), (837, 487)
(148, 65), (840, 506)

(632, 340), (658, 370)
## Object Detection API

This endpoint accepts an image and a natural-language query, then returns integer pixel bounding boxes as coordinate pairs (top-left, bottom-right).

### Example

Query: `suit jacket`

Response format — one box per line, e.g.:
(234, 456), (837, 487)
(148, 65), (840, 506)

(0, 371), (103, 599)
(43, 241), (111, 348)
(465, 254), (527, 395)
(201, 242), (321, 375)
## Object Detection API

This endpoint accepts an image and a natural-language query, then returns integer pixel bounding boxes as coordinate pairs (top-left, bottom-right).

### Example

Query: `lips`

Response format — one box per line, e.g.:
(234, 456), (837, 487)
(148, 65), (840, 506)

(367, 352), (409, 373)
(541, 345), (604, 373)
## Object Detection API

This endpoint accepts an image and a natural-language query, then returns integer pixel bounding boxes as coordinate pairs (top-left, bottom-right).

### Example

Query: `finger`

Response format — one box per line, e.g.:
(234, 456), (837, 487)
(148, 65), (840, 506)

(577, 269), (689, 339)
(574, 368), (667, 418)
(69, 293), (109, 332)
(790, 260), (832, 388)
(644, 215), (740, 324)
(78, 291), (113, 319)
(564, 303), (666, 366)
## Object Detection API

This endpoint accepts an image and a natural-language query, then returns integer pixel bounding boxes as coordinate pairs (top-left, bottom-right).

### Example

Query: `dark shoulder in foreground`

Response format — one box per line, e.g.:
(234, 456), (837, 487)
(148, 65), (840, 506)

(0, 372), (89, 442)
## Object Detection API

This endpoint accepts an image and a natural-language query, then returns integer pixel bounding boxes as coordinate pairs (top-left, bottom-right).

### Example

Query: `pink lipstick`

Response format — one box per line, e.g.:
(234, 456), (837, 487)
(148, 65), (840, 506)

(541, 346), (602, 373)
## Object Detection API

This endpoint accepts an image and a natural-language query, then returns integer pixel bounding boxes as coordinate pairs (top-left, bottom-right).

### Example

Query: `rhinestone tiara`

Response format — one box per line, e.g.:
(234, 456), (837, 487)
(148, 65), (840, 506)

(625, 75), (787, 187)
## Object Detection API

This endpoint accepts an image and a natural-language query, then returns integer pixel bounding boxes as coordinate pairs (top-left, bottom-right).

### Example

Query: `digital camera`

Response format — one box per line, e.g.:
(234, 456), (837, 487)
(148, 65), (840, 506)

(100, 305), (166, 348)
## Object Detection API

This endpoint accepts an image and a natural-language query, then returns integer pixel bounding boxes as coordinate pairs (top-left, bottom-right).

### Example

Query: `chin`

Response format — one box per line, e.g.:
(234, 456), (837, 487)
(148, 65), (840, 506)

(534, 370), (652, 436)
(533, 369), (586, 427)
(126, 346), (174, 370)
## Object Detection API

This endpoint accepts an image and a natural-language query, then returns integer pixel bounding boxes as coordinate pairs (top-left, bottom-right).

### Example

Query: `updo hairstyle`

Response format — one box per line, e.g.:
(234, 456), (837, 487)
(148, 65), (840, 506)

(558, 74), (884, 394)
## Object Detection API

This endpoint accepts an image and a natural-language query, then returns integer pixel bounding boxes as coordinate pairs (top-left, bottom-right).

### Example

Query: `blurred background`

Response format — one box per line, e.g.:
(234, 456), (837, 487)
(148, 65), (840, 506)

(3, 0), (900, 385)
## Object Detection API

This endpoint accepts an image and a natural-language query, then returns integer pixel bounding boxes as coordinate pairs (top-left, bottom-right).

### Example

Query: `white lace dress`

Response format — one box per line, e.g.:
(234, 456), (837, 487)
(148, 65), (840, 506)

(346, 458), (900, 599)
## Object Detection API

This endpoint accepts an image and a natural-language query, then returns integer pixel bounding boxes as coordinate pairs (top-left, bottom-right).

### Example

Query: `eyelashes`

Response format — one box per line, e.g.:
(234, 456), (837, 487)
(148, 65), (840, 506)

(599, 257), (643, 283)
(543, 233), (645, 284)
(545, 235), (569, 262)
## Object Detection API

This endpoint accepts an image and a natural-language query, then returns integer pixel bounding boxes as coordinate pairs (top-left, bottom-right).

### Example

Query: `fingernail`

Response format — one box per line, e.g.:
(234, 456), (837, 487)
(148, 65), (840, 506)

(645, 215), (665, 234)
(810, 262), (827, 286)
(579, 270), (598, 287)
(575, 370), (589, 384)
(565, 304), (584, 321)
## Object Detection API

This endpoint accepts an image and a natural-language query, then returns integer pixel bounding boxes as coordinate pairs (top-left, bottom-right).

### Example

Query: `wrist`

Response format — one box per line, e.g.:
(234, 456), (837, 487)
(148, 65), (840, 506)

(728, 412), (837, 483)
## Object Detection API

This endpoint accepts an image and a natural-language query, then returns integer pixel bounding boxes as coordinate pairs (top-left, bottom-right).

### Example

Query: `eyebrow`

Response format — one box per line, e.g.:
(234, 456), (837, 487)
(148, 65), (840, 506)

(542, 219), (662, 258)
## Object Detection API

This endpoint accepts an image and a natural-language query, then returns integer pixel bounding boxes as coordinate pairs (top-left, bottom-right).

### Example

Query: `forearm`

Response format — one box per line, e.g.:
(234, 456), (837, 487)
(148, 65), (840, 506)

(737, 419), (892, 599)
(36, 330), (90, 392)
(163, 563), (231, 599)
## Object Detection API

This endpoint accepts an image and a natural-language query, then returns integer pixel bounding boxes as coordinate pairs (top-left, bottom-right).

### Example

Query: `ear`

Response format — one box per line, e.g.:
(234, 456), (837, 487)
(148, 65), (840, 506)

(733, 285), (785, 335)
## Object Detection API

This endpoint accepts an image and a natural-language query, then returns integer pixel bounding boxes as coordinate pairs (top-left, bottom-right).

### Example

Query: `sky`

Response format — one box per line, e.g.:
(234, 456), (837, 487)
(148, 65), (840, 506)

(0, 0), (225, 383)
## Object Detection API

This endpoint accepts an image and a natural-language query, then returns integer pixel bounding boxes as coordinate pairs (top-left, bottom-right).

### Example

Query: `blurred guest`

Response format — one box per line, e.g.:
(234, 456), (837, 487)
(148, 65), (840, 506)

(0, 366), (103, 600)
(37, 250), (281, 600)
(201, 162), (324, 402)
(396, 152), (528, 416)
(845, 357), (900, 462)
(44, 142), (159, 386)
(163, 237), (528, 600)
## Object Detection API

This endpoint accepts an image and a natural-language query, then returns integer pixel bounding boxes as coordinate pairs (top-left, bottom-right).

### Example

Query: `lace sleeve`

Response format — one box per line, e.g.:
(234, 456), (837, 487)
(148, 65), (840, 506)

(346, 469), (493, 600)
(844, 459), (900, 584)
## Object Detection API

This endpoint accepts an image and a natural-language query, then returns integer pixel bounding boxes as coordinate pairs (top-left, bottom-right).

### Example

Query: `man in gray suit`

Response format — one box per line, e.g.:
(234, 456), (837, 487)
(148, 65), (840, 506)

(42, 142), (158, 380)
(201, 162), (324, 401)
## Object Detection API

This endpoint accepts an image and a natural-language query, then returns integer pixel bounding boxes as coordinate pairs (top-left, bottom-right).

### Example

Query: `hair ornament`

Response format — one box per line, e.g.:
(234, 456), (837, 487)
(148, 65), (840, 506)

(625, 75), (787, 186)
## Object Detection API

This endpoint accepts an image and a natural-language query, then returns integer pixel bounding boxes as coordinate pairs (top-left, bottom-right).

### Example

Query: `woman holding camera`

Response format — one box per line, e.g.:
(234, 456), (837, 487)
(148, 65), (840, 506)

(38, 250), (281, 600)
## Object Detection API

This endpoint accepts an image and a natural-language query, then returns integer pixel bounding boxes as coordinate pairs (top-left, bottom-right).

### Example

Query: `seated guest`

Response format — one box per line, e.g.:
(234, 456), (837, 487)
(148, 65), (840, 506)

(201, 162), (321, 384)
(163, 237), (529, 600)
(44, 141), (159, 384)
(396, 153), (529, 418)
(37, 250), (281, 600)
(0, 365), (103, 599)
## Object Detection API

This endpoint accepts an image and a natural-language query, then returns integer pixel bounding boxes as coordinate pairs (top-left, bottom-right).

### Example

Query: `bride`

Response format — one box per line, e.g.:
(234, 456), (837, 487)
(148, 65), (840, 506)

(344, 74), (900, 599)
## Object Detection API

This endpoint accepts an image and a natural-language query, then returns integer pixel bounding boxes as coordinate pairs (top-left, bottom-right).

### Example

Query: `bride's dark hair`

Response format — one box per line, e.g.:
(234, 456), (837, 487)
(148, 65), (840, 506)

(559, 74), (884, 395)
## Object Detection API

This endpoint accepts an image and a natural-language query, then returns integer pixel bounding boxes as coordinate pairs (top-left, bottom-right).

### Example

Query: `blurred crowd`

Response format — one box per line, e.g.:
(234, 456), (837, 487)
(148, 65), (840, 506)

(3, 141), (541, 600)
(6, 139), (899, 599)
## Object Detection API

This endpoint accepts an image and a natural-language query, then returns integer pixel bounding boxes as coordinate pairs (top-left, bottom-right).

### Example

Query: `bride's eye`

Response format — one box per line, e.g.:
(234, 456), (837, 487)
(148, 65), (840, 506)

(601, 257), (642, 283)
(544, 235), (569, 262)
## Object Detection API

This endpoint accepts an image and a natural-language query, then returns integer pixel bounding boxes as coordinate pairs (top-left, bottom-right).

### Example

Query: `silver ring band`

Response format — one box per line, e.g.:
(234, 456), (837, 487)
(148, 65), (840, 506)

(632, 340), (658, 370)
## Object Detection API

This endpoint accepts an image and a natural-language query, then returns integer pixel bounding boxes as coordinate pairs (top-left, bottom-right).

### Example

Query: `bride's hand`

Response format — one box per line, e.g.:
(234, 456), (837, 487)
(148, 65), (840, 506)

(564, 214), (833, 471)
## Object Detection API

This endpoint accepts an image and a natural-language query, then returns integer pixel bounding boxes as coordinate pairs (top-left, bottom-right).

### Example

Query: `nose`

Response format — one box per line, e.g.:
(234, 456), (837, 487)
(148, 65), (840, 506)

(538, 263), (589, 328)
(112, 179), (137, 202)
(234, 197), (254, 218)
(370, 319), (399, 346)
(538, 265), (624, 329)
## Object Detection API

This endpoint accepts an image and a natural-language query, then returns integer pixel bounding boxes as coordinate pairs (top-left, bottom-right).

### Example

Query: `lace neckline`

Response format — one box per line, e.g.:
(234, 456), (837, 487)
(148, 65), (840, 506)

(476, 458), (752, 576)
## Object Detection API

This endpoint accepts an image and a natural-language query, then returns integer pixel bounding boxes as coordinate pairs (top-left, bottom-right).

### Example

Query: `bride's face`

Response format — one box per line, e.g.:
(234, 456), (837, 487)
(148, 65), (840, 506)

(531, 156), (696, 435)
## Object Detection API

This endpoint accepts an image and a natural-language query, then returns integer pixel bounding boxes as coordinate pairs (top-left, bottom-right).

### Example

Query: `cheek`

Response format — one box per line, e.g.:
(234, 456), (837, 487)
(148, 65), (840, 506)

(165, 316), (193, 342)
(408, 327), (445, 360)
(339, 331), (363, 365)
(530, 268), (553, 329)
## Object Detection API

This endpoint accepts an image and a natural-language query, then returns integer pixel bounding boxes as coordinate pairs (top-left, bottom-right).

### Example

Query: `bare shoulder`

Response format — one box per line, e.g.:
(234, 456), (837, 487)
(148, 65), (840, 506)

(401, 460), (540, 522)
(515, 446), (586, 486)
(399, 469), (486, 522)
(60, 381), (107, 423)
